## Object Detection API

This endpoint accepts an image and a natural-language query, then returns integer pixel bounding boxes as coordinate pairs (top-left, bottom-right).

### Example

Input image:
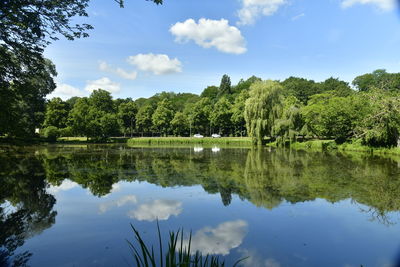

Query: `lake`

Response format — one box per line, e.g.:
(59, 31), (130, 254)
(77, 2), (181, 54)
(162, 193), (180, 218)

(1, 145), (400, 267)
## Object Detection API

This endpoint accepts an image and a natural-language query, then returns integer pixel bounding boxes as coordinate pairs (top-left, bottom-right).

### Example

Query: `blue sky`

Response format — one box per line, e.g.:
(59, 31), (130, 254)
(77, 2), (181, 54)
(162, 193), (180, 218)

(45, 0), (400, 100)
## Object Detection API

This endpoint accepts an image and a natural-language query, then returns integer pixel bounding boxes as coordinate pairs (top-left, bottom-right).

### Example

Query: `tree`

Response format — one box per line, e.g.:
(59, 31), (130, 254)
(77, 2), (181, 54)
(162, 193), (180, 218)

(136, 104), (155, 136)
(353, 69), (400, 92)
(281, 77), (320, 104)
(210, 97), (233, 135)
(244, 80), (284, 144)
(190, 98), (213, 135)
(0, 59), (57, 137)
(201, 86), (219, 101)
(354, 90), (400, 147)
(171, 112), (189, 136)
(68, 90), (118, 139)
(0, 0), (161, 138)
(302, 93), (363, 143)
(320, 77), (354, 97)
(219, 74), (232, 96)
(117, 101), (138, 137)
(231, 90), (249, 137)
(43, 98), (70, 129)
(152, 99), (175, 136)
(272, 96), (304, 144)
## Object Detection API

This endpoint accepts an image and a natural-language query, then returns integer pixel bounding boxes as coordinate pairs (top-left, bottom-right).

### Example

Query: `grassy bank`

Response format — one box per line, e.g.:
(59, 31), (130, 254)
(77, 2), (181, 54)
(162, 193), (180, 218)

(268, 139), (400, 155)
(127, 137), (252, 147)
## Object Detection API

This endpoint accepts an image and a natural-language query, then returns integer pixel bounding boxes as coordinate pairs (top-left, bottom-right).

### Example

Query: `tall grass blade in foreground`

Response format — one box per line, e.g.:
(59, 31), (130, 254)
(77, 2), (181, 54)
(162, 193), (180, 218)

(126, 221), (248, 267)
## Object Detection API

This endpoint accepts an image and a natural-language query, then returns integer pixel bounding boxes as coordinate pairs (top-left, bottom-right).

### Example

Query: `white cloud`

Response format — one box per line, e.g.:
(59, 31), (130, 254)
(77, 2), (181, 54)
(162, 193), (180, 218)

(170, 18), (247, 54)
(237, 0), (286, 26)
(84, 77), (121, 93)
(127, 54), (182, 75)
(291, 13), (305, 21)
(99, 195), (138, 214)
(99, 61), (137, 80)
(47, 82), (85, 100)
(48, 180), (79, 194)
(182, 220), (248, 256)
(341, 0), (395, 10)
(127, 199), (182, 221)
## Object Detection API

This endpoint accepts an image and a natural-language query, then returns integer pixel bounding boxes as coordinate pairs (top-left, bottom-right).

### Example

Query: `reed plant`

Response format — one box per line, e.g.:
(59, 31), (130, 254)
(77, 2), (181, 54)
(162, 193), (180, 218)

(127, 222), (247, 267)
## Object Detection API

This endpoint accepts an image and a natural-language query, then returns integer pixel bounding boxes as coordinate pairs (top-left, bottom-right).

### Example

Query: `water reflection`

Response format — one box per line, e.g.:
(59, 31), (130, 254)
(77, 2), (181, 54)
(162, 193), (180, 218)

(184, 220), (248, 256)
(98, 195), (137, 214)
(0, 152), (56, 266)
(1, 145), (400, 265)
(127, 199), (182, 221)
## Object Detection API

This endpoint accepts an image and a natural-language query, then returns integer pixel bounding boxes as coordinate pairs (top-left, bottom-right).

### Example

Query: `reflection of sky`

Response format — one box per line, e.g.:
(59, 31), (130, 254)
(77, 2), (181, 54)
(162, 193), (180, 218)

(183, 220), (248, 255)
(127, 199), (182, 221)
(98, 195), (137, 214)
(15, 157), (400, 267)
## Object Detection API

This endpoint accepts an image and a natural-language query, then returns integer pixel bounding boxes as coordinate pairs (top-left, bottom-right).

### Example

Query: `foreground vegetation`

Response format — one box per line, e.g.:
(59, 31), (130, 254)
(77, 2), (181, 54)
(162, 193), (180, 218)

(128, 222), (246, 267)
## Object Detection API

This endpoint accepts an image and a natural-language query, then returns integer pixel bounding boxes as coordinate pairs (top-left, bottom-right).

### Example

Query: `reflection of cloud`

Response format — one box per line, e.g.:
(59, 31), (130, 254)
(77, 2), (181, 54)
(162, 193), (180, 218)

(47, 180), (79, 194)
(128, 200), (182, 221)
(99, 195), (138, 214)
(184, 220), (248, 256)
(239, 248), (280, 267)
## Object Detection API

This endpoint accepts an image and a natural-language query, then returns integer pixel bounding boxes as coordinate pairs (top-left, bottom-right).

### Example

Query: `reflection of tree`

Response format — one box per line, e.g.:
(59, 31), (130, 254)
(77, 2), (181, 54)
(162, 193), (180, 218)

(0, 153), (57, 266)
(39, 145), (400, 224)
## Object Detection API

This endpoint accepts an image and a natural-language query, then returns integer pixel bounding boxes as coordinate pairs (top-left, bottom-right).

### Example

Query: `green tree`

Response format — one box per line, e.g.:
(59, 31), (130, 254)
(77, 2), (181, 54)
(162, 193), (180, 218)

(201, 86), (219, 101)
(117, 101), (138, 137)
(171, 112), (189, 136)
(354, 90), (400, 147)
(219, 74), (232, 96)
(244, 80), (284, 144)
(152, 99), (175, 136)
(210, 97), (233, 135)
(68, 90), (118, 139)
(0, 59), (57, 137)
(191, 98), (213, 135)
(43, 98), (70, 129)
(281, 77), (320, 104)
(321, 77), (354, 97)
(272, 96), (304, 144)
(136, 104), (155, 136)
(353, 69), (400, 92)
(231, 90), (249, 137)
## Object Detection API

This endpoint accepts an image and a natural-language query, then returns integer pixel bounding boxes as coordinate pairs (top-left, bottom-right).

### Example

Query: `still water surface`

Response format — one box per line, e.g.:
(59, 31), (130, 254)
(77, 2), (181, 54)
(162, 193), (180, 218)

(1, 145), (400, 267)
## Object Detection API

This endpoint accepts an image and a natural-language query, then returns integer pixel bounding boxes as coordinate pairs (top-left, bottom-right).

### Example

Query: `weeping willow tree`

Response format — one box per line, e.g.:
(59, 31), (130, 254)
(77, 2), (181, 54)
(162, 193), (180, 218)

(244, 80), (284, 144)
(272, 95), (305, 146)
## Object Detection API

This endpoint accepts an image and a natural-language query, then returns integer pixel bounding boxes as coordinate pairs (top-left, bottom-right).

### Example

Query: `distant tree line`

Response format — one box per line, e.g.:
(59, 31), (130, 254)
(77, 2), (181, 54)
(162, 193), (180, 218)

(37, 69), (400, 147)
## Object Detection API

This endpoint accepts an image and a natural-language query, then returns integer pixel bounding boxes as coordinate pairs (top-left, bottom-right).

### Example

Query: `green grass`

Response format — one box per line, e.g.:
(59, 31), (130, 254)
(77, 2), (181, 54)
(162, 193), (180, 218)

(128, 222), (247, 267)
(127, 137), (252, 147)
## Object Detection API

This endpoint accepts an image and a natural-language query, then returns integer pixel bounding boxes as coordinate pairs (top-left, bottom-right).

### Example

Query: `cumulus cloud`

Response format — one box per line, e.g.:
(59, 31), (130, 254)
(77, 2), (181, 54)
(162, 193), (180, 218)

(170, 18), (247, 54)
(99, 195), (138, 214)
(127, 199), (182, 221)
(48, 180), (79, 194)
(47, 82), (85, 100)
(99, 61), (137, 80)
(127, 54), (182, 75)
(341, 0), (395, 10)
(237, 0), (286, 25)
(84, 77), (121, 93)
(182, 220), (248, 256)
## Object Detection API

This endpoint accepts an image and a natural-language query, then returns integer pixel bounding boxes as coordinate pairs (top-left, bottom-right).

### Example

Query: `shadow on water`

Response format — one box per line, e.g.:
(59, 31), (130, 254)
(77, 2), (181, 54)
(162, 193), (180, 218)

(1, 145), (400, 265)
